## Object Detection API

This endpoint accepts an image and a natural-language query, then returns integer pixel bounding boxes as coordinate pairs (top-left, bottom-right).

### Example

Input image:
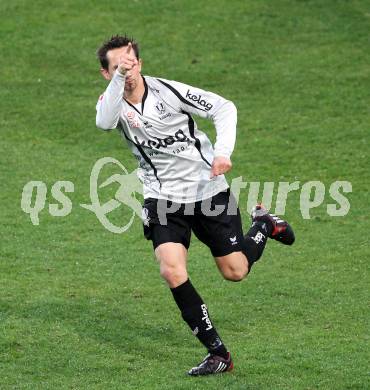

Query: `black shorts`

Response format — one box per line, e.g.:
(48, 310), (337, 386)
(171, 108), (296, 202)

(142, 189), (245, 257)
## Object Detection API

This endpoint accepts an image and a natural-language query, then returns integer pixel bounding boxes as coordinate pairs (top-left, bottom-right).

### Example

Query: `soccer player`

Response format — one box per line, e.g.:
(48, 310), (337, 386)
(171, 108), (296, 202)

(95, 35), (295, 376)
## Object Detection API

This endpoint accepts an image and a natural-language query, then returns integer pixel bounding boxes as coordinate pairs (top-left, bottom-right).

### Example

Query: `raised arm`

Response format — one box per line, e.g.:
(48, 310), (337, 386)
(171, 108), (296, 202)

(96, 43), (138, 130)
(96, 71), (125, 130)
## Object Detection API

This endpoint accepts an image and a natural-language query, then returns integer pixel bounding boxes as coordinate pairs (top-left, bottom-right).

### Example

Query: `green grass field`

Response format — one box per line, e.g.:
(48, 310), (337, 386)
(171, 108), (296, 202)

(1, 0), (369, 388)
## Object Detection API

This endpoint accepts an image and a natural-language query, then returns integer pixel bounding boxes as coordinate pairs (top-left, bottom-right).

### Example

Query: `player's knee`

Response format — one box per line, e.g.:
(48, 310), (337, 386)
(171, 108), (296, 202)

(160, 265), (187, 287)
(222, 265), (248, 282)
(159, 266), (175, 282)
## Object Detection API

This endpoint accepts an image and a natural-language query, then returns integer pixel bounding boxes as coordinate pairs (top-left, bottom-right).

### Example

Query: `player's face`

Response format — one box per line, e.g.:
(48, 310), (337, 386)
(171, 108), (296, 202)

(103, 47), (142, 92)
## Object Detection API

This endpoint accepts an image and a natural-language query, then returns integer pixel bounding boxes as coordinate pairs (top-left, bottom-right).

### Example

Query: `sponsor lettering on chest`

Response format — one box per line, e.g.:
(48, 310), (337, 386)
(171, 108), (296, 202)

(133, 129), (191, 150)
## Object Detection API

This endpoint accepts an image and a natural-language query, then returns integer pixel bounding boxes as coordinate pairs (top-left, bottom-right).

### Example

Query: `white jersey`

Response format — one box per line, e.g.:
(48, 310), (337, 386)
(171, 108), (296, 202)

(96, 71), (237, 203)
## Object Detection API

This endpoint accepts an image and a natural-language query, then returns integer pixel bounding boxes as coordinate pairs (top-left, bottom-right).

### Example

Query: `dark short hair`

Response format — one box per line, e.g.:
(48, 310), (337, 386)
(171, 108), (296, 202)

(97, 35), (139, 70)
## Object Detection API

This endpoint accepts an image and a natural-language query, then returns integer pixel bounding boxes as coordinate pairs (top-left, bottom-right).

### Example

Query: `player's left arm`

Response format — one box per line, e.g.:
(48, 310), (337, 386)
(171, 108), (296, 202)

(203, 96), (236, 179)
(157, 78), (237, 178)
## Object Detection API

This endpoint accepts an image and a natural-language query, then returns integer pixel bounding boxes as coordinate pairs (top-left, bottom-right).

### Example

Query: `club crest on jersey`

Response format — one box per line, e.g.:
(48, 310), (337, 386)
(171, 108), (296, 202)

(185, 90), (213, 111)
(155, 101), (166, 115)
(155, 101), (172, 120)
(125, 111), (141, 128)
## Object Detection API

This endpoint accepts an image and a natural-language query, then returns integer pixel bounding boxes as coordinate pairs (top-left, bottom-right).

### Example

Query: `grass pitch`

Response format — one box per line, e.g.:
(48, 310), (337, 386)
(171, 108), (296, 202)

(0, 0), (369, 389)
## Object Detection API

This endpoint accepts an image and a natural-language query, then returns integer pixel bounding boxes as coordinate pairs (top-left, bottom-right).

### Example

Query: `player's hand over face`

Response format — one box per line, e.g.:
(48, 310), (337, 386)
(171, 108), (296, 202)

(117, 42), (138, 75)
(210, 156), (232, 178)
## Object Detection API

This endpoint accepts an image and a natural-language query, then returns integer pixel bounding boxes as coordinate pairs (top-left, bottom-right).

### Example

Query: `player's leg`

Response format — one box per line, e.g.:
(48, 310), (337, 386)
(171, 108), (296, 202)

(193, 190), (295, 280)
(214, 251), (249, 281)
(154, 239), (232, 375)
(214, 211), (271, 279)
(215, 201), (296, 279)
(143, 198), (232, 375)
(155, 242), (188, 288)
(192, 189), (254, 280)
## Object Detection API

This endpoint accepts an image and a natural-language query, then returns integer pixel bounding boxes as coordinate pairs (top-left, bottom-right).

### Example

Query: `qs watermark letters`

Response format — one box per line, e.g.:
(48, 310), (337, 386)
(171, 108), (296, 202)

(20, 157), (353, 233)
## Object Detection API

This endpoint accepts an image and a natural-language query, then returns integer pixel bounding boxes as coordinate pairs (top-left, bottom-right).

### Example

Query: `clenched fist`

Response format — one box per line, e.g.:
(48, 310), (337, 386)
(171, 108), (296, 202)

(210, 156), (232, 178)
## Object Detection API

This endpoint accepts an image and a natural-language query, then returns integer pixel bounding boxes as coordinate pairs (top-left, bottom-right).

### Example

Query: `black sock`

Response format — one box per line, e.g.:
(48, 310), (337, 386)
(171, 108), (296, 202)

(170, 279), (228, 358)
(242, 221), (271, 270)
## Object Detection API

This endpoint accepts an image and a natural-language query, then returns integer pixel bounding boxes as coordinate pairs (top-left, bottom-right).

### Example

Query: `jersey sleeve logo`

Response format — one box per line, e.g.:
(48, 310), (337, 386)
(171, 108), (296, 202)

(185, 90), (213, 111)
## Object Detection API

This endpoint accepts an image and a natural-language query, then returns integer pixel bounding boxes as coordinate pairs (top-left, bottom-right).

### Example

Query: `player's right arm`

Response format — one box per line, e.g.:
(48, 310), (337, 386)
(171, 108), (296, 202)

(96, 43), (137, 130)
(96, 71), (126, 130)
